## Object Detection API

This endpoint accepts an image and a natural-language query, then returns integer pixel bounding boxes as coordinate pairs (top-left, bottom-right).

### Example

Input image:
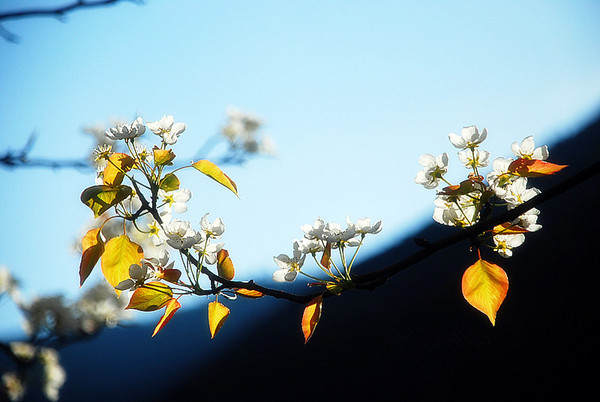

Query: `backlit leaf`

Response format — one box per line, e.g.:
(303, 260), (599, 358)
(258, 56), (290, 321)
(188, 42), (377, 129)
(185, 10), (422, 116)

(79, 228), (105, 287)
(490, 222), (529, 235)
(192, 159), (239, 198)
(208, 300), (230, 339)
(234, 288), (264, 299)
(153, 147), (176, 166)
(126, 282), (173, 312)
(152, 298), (181, 337)
(159, 173), (180, 191)
(321, 243), (332, 270)
(101, 235), (143, 296)
(217, 249), (235, 280)
(81, 185), (132, 218)
(462, 258), (509, 326)
(302, 295), (323, 343)
(508, 158), (567, 177)
(103, 153), (135, 186)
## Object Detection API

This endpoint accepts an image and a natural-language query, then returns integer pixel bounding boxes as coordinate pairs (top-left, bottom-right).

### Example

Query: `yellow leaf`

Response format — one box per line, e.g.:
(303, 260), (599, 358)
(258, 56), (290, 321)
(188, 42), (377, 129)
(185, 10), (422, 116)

(126, 282), (173, 311)
(234, 288), (264, 299)
(153, 147), (176, 166)
(79, 228), (105, 287)
(217, 249), (235, 280)
(490, 222), (529, 235)
(301, 295), (323, 343)
(192, 159), (239, 198)
(80, 185), (133, 218)
(508, 158), (568, 177)
(208, 300), (230, 339)
(152, 298), (181, 337)
(101, 235), (144, 296)
(103, 153), (135, 186)
(462, 258), (509, 326)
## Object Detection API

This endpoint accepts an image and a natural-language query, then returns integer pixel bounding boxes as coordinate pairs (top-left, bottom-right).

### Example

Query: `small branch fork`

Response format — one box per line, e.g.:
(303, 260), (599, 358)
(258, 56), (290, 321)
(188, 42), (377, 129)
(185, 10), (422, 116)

(198, 158), (600, 304)
(0, 0), (141, 43)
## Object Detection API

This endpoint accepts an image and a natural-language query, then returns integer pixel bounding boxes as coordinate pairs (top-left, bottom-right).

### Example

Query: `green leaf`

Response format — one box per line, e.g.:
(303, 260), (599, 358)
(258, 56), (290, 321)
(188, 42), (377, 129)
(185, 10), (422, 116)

(159, 173), (181, 192)
(81, 185), (132, 218)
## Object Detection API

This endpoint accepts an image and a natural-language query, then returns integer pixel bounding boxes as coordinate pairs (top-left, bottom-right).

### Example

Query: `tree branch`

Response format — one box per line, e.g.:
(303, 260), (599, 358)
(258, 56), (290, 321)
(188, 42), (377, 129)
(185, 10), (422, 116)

(0, 0), (142, 43)
(211, 158), (600, 304)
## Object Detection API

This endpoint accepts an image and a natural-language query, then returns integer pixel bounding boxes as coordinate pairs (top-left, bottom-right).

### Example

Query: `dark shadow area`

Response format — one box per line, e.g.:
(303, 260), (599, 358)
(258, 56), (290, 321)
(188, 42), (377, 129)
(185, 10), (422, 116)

(51, 114), (599, 402)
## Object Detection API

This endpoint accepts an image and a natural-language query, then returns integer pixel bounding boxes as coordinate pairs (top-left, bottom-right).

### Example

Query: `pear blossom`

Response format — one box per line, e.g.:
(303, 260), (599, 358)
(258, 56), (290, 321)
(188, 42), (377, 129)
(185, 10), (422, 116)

(164, 219), (201, 249)
(502, 177), (541, 208)
(146, 115), (187, 145)
(273, 240), (306, 282)
(347, 216), (383, 235)
(298, 237), (325, 254)
(486, 157), (517, 197)
(200, 213), (226, 238)
(511, 136), (549, 160)
(301, 217), (326, 240)
(2, 372), (25, 402)
(323, 222), (358, 247)
(457, 148), (490, 169)
(513, 208), (542, 232)
(433, 195), (478, 227)
(448, 126), (488, 150)
(493, 233), (525, 258)
(415, 153), (449, 189)
(104, 117), (146, 140)
(38, 348), (66, 402)
(159, 188), (192, 215)
(193, 235), (225, 265)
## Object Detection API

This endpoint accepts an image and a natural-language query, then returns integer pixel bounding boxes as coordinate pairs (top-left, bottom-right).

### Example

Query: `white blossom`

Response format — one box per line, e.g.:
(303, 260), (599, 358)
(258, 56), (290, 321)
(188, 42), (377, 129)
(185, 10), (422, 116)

(511, 136), (549, 160)
(200, 213), (226, 238)
(164, 219), (201, 249)
(273, 240), (306, 282)
(415, 153), (449, 189)
(493, 234), (525, 258)
(448, 126), (488, 150)
(104, 117), (145, 140)
(146, 115), (187, 145)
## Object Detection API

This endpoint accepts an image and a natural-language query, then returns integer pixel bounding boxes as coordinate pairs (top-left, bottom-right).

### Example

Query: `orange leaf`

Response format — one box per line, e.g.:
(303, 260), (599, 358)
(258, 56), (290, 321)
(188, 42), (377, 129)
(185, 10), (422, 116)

(79, 228), (105, 287)
(508, 158), (567, 177)
(301, 295), (323, 343)
(462, 258), (509, 326)
(208, 300), (230, 339)
(101, 235), (143, 296)
(156, 268), (181, 284)
(126, 282), (173, 311)
(234, 288), (264, 299)
(438, 179), (476, 196)
(103, 153), (135, 186)
(152, 298), (181, 337)
(217, 249), (235, 280)
(320, 243), (332, 270)
(192, 159), (239, 198)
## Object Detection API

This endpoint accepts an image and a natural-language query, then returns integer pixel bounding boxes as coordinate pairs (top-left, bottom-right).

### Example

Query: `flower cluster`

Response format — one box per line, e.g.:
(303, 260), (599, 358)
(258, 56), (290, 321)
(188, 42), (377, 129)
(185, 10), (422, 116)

(415, 126), (553, 258)
(221, 106), (276, 156)
(1, 267), (129, 402)
(1, 345), (65, 402)
(273, 217), (382, 290)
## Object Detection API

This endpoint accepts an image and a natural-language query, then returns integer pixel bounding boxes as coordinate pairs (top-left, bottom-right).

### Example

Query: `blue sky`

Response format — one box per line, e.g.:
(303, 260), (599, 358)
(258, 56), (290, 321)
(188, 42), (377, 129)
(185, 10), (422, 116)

(1, 0), (599, 336)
